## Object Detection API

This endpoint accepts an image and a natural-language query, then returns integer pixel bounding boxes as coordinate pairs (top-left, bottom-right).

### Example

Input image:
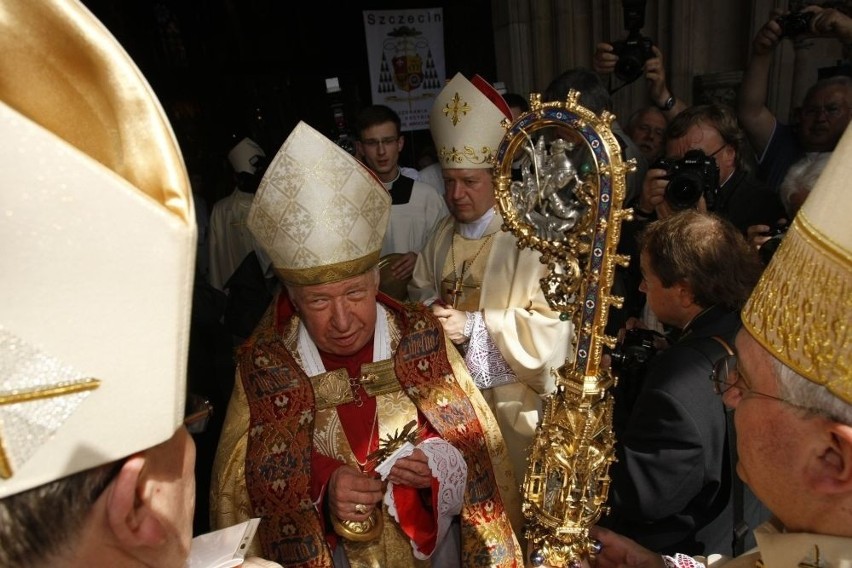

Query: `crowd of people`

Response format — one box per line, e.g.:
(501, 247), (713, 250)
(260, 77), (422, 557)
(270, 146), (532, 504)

(2, 1), (851, 567)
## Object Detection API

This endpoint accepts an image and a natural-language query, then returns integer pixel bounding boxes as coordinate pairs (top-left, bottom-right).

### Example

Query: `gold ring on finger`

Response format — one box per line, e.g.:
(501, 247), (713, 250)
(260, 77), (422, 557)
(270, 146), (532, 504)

(354, 503), (368, 514)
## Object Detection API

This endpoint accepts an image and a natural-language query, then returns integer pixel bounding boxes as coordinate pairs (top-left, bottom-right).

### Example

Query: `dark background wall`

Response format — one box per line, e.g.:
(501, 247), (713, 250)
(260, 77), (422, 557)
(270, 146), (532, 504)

(82, 0), (497, 205)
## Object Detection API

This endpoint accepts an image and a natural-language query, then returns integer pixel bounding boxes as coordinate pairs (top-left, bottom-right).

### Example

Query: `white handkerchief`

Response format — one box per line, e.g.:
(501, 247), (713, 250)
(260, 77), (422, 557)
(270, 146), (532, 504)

(374, 441), (416, 480)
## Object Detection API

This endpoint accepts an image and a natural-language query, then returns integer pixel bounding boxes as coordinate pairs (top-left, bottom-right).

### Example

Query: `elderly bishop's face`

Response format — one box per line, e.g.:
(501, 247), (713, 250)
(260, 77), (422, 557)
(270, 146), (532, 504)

(288, 270), (380, 356)
(723, 329), (816, 530)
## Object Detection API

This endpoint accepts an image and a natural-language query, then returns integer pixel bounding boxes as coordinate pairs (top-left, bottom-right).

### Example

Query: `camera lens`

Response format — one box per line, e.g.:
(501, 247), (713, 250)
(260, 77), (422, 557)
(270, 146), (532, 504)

(665, 172), (704, 210)
(615, 52), (645, 82)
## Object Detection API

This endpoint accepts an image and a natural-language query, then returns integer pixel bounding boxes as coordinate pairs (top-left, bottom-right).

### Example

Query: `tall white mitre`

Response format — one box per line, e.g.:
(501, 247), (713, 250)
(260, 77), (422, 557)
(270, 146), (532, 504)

(0, 0), (196, 497)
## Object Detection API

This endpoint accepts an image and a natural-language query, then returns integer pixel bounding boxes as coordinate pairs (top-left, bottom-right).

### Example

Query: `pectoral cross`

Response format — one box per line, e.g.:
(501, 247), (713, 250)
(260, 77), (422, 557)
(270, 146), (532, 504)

(446, 260), (468, 308)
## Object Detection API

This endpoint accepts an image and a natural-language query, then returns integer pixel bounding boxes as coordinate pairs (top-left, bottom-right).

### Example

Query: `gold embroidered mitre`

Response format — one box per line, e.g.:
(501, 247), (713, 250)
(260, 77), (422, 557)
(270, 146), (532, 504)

(742, 127), (852, 404)
(0, 0), (195, 497)
(247, 121), (391, 285)
(430, 73), (511, 169)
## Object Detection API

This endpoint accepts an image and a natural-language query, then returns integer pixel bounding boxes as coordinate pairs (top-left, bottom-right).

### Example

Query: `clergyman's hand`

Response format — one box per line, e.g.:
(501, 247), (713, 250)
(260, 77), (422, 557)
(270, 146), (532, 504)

(431, 304), (470, 345)
(590, 526), (666, 568)
(387, 448), (432, 489)
(328, 465), (383, 521)
(390, 252), (418, 281)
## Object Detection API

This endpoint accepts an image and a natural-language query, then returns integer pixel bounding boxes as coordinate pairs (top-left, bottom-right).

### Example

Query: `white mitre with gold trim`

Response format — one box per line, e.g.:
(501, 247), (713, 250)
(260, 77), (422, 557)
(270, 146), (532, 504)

(0, 0), (195, 497)
(229, 137), (266, 175)
(742, 126), (851, 405)
(430, 72), (512, 169)
(248, 121), (391, 286)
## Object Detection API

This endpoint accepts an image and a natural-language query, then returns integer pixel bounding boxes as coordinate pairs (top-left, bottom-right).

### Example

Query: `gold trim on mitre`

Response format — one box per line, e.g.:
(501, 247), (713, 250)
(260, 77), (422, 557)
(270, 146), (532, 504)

(430, 73), (510, 169)
(742, 132), (852, 405)
(248, 122), (391, 286)
(274, 251), (381, 287)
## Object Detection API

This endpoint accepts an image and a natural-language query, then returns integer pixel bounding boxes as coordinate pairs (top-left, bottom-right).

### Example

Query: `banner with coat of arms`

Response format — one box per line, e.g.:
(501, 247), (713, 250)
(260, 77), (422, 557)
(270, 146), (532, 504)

(363, 8), (446, 131)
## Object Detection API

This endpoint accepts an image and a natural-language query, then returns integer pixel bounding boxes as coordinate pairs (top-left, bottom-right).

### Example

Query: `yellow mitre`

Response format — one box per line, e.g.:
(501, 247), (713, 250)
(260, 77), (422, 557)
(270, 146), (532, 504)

(248, 121), (391, 286)
(742, 126), (852, 404)
(430, 73), (512, 169)
(0, 0), (195, 497)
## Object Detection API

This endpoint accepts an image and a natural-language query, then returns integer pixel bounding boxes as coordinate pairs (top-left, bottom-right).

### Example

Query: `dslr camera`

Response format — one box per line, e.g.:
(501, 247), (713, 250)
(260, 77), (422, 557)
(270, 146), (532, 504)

(610, 328), (664, 373)
(611, 0), (655, 83)
(653, 149), (721, 211)
(775, 10), (814, 39)
(612, 33), (655, 83)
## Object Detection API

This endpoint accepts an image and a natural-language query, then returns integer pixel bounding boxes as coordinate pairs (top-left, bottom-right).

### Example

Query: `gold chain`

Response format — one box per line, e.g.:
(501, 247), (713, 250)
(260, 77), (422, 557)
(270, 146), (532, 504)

(450, 232), (494, 283)
(353, 407), (379, 471)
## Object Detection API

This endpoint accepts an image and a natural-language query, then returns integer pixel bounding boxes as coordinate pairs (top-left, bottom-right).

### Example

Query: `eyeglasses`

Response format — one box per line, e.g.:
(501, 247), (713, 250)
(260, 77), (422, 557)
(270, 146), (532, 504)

(801, 104), (848, 119)
(710, 353), (832, 421)
(184, 393), (213, 435)
(709, 351), (823, 414)
(360, 136), (399, 149)
(707, 142), (728, 158)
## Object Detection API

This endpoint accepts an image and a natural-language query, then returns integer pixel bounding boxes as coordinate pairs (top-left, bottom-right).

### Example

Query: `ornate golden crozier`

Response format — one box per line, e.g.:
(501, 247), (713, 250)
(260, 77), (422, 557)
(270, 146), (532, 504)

(493, 91), (634, 567)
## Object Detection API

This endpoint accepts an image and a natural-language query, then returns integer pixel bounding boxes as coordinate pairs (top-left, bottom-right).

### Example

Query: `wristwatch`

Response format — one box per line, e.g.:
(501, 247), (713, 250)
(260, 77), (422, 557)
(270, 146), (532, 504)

(657, 94), (676, 111)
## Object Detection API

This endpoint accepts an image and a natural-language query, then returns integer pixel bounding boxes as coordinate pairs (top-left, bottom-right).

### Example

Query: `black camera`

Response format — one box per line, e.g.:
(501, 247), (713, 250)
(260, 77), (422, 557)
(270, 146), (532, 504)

(610, 328), (664, 373)
(612, 33), (656, 83)
(611, 0), (655, 83)
(775, 10), (814, 39)
(759, 222), (788, 265)
(653, 149), (721, 211)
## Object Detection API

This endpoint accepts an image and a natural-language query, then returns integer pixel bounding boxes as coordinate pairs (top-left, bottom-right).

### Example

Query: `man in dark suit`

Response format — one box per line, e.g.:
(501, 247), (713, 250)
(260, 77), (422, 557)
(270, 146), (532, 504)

(601, 211), (768, 557)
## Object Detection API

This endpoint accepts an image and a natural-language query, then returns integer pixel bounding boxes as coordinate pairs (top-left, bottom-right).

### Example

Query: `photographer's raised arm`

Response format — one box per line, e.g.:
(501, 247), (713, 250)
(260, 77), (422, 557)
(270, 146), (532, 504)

(810, 7), (852, 45)
(643, 46), (687, 121)
(738, 16), (782, 157)
(593, 43), (685, 121)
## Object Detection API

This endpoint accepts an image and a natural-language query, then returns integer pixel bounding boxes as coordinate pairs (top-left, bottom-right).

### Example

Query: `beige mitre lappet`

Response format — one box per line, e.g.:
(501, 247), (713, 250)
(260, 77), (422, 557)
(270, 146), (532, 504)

(0, 0), (195, 497)
(430, 72), (511, 170)
(742, 126), (851, 403)
(247, 121), (391, 284)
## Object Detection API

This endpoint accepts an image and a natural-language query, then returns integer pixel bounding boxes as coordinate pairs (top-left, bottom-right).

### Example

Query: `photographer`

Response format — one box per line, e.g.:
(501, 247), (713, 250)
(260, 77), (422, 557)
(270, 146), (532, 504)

(637, 104), (785, 233)
(746, 152), (829, 263)
(739, 5), (852, 193)
(601, 211), (768, 557)
(594, 42), (687, 123)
